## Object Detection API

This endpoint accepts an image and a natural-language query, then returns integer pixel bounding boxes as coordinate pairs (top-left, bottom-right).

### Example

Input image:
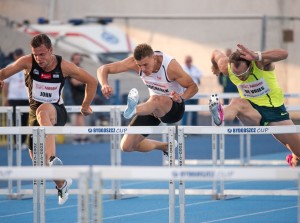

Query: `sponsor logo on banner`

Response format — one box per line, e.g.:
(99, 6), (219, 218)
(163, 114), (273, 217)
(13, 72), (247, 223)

(88, 127), (127, 134)
(227, 127), (269, 133)
(172, 170), (234, 179)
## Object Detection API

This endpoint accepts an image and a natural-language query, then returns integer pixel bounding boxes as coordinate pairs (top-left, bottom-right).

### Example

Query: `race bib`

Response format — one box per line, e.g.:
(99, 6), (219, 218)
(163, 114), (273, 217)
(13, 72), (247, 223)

(238, 78), (270, 98)
(32, 80), (61, 103)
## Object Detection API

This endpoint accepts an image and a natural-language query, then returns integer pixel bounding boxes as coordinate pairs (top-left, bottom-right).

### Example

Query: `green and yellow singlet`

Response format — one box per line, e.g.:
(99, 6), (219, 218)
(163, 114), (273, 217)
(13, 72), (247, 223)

(228, 61), (283, 107)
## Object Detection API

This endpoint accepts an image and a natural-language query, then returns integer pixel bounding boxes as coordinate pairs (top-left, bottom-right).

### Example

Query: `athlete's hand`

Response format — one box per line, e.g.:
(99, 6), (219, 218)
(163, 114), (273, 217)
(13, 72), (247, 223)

(80, 106), (93, 116)
(101, 84), (113, 99)
(237, 44), (257, 61)
(170, 91), (184, 103)
(0, 81), (4, 87)
(211, 65), (220, 76)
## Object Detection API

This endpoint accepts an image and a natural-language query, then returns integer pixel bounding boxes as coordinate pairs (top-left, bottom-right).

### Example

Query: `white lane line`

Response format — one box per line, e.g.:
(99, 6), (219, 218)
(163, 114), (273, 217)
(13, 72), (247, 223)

(201, 206), (297, 223)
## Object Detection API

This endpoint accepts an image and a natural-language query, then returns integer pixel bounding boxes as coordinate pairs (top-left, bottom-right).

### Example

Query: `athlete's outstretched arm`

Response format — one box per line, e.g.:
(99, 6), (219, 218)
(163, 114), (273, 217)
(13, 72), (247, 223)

(97, 56), (138, 99)
(211, 50), (229, 76)
(62, 60), (98, 116)
(0, 55), (31, 81)
(167, 59), (198, 101)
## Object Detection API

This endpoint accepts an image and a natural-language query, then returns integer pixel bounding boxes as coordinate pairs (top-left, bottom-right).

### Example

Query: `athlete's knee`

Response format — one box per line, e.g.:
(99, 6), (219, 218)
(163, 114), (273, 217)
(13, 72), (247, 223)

(36, 109), (48, 123)
(120, 140), (135, 152)
(228, 98), (240, 107)
(229, 98), (248, 112)
(36, 107), (56, 126)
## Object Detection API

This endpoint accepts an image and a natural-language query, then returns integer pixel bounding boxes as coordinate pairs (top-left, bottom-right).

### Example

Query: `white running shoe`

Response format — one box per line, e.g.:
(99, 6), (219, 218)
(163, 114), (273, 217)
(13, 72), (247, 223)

(209, 94), (224, 126)
(57, 178), (72, 205)
(124, 88), (139, 119)
(49, 156), (63, 166)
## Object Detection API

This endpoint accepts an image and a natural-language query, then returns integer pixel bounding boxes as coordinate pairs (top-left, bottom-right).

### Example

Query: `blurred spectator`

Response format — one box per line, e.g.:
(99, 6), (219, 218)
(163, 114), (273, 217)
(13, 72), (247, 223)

(3, 48), (29, 148)
(181, 55), (202, 125)
(0, 47), (6, 68)
(65, 53), (90, 144)
(92, 83), (110, 125)
(218, 48), (238, 105)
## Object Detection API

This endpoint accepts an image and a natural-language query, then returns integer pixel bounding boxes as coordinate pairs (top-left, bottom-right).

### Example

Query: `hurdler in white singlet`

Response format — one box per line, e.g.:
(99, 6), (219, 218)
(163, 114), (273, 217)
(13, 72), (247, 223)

(139, 51), (184, 96)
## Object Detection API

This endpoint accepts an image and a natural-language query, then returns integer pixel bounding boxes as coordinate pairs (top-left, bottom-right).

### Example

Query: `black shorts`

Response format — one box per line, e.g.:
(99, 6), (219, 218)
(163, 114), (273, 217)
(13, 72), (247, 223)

(129, 100), (185, 137)
(248, 101), (290, 126)
(27, 104), (67, 150)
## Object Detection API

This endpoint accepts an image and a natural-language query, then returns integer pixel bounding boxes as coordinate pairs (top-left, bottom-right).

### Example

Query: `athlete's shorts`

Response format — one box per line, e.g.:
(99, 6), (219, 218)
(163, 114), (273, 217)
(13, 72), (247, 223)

(249, 101), (290, 126)
(26, 104), (68, 150)
(129, 100), (185, 137)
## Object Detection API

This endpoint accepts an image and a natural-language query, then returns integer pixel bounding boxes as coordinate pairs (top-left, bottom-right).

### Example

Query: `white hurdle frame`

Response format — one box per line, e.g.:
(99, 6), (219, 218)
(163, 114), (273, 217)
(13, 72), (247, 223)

(14, 105), (116, 198)
(1, 165), (300, 223)
(10, 126), (176, 201)
(0, 107), (13, 196)
(179, 125), (300, 199)
(34, 125), (176, 223)
(13, 105), (169, 199)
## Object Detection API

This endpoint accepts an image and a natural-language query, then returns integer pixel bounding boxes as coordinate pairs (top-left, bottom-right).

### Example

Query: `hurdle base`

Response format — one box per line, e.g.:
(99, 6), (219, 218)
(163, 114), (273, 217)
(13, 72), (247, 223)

(110, 194), (138, 200)
(214, 194), (241, 200)
(7, 193), (33, 200)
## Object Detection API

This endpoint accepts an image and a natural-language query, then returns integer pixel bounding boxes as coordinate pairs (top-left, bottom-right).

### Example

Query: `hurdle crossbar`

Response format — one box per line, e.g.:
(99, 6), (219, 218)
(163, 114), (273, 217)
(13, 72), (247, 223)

(1, 166), (300, 223)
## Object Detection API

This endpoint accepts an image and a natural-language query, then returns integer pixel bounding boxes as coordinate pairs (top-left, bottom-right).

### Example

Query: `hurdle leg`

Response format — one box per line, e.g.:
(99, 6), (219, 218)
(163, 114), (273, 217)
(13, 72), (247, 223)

(92, 171), (102, 223)
(218, 131), (225, 199)
(211, 120), (218, 199)
(38, 128), (46, 223)
(6, 108), (14, 198)
(162, 122), (168, 166)
(246, 134), (251, 165)
(178, 127), (185, 223)
(15, 108), (22, 198)
(115, 107), (122, 199)
(78, 171), (89, 223)
(168, 127), (176, 223)
(239, 134), (245, 166)
(109, 108), (119, 199)
(32, 128), (40, 223)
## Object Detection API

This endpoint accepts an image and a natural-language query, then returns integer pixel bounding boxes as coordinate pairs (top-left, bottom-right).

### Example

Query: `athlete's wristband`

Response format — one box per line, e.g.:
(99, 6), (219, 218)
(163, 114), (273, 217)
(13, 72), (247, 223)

(255, 51), (262, 61)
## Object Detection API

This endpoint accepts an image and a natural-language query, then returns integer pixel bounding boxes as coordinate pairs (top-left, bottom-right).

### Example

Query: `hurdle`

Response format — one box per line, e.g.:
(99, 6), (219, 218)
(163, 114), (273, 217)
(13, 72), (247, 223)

(12, 105), (183, 200)
(1, 165), (300, 223)
(1, 125), (300, 222)
(0, 107), (13, 197)
(179, 125), (300, 199)
(14, 105), (117, 198)
(31, 125), (176, 223)
(3, 125), (177, 196)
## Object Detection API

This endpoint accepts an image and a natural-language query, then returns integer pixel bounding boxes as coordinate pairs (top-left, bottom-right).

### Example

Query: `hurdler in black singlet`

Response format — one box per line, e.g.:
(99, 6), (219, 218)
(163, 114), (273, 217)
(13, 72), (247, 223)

(26, 55), (65, 111)
(25, 55), (68, 150)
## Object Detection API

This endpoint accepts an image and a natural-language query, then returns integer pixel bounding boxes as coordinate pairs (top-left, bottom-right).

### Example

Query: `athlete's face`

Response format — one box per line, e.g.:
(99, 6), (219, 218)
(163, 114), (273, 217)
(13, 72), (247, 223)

(230, 62), (252, 81)
(135, 55), (155, 75)
(31, 44), (53, 69)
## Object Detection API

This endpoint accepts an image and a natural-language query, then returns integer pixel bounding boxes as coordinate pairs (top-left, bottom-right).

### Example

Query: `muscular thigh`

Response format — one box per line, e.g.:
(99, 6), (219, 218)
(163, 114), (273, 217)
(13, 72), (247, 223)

(36, 103), (57, 125)
(150, 95), (173, 117)
(36, 103), (67, 126)
(234, 99), (261, 125)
